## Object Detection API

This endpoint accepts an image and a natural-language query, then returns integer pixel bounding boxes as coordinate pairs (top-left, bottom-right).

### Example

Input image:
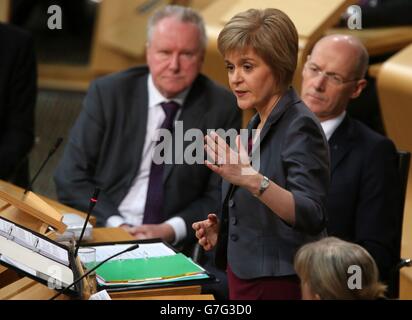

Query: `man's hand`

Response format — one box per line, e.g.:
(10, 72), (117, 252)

(120, 223), (134, 234)
(192, 213), (219, 251)
(126, 223), (176, 243)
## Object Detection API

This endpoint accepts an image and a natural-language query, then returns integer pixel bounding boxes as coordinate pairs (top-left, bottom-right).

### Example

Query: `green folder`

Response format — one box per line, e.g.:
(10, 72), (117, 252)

(91, 253), (205, 283)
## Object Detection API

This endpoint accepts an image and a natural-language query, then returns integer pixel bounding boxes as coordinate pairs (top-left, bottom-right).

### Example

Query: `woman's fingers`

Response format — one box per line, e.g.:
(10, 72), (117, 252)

(205, 132), (252, 170)
(207, 132), (227, 154)
(205, 144), (219, 165)
(205, 136), (224, 165)
(205, 134), (222, 158)
(205, 159), (222, 173)
(236, 135), (250, 164)
(192, 221), (201, 231)
(208, 213), (218, 224)
(195, 227), (205, 239)
(199, 237), (208, 246)
(205, 132), (233, 166)
(199, 237), (212, 251)
(193, 214), (218, 249)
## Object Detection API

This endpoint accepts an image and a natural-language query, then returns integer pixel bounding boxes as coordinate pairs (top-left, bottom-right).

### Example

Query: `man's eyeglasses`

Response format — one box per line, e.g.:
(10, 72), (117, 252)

(304, 62), (359, 86)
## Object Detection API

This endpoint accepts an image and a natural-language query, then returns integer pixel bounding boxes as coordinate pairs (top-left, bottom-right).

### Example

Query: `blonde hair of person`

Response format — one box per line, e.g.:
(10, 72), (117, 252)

(147, 5), (207, 52)
(217, 8), (298, 93)
(294, 237), (387, 300)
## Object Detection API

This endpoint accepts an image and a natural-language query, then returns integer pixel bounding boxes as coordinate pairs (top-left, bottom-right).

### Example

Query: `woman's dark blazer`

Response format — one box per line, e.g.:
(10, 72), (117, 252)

(215, 87), (330, 279)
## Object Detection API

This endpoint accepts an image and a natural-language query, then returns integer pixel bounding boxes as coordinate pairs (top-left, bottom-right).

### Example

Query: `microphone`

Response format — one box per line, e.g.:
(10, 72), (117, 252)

(24, 137), (63, 194)
(49, 243), (140, 300)
(74, 187), (100, 257)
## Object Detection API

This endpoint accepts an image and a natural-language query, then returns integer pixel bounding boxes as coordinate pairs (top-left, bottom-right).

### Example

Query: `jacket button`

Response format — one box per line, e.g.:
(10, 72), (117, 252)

(228, 199), (235, 207)
(230, 234), (238, 241)
(230, 217), (237, 225)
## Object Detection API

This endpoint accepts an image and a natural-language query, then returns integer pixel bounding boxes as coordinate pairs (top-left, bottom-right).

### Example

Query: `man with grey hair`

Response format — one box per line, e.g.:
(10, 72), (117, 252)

(54, 5), (240, 252)
(301, 34), (401, 292)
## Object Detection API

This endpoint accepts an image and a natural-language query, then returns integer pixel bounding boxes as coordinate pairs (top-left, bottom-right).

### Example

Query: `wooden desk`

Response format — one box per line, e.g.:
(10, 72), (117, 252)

(0, 227), (133, 299)
(0, 227), (203, 300)
(0, 179), (91, 288)
(0, 181), (206, 299)
(0, 279), (202, 300)
(109, 286), (202, 300)
(0, 179), (96, 225)
(0, 266), (20, 289)
(0, 179), (98, 287)
(0, 277), (71, 300)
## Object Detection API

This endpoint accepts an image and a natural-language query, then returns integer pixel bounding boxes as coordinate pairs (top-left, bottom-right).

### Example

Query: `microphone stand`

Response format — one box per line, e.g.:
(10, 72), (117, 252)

(74, 187), (100, 257)
(50, 243), (139, 300)
(24, 137), (63, 194)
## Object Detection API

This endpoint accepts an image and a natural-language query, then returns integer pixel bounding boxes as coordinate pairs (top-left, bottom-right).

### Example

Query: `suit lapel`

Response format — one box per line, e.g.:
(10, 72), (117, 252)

(221, 179), (233, 203)
(328, 115), (356, 173)
(162, 77), (204, 183)
(129, 72), (149, 180)
(249, 87), (301, 164)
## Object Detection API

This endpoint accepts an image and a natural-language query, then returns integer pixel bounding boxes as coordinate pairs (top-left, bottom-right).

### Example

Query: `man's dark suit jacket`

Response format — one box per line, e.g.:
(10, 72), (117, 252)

(215, 88), (330, 279)
(0, 23), (36, 187)
(327, 115), (401, 283)
(54, 66), (241, 244)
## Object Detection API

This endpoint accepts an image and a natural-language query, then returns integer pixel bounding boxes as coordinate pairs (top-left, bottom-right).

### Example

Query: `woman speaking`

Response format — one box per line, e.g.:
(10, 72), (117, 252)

(193, 8), (330, 300)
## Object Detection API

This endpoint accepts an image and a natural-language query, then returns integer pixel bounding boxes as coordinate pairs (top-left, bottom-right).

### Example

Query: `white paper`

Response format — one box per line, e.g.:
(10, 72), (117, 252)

(89, 289), (112, 300)
(0, 219), (13, 235)
(89, 242), (175, 263)
(10, 225), (38, 248)
(2, 220), (70, 266)
(0, 255), (37, 277)
(0, 235), (73, 286)
(36, 237), (70, 266)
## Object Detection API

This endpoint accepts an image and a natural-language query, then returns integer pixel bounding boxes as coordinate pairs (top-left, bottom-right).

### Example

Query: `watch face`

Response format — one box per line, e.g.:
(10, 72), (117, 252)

(259, 176), (270, 195)
(262, 178), (270, 188)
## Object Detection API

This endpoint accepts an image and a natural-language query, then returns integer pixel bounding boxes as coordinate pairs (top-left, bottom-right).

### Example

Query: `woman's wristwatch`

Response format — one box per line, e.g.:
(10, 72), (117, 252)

(254, 175), (270, 197)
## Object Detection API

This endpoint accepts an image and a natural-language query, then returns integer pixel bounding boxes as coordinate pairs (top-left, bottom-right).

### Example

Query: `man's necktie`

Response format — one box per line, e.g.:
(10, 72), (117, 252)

(143, 101), (180, 224)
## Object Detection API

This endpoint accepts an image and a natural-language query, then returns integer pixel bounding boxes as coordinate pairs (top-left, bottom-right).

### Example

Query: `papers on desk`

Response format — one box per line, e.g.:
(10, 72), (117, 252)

(92, 242), (175, 262)
(89, 289), (112, 300)
(82, 242), (209, 289)
(0, 218), (69, 266)
(0, 217), (75, 288)
(0, 255), (37, 277)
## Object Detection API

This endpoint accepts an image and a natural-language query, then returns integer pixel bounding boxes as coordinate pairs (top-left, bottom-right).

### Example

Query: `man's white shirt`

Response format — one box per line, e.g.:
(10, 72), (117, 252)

(320, 111), (346, 141)
(106, 75), (190, 244)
